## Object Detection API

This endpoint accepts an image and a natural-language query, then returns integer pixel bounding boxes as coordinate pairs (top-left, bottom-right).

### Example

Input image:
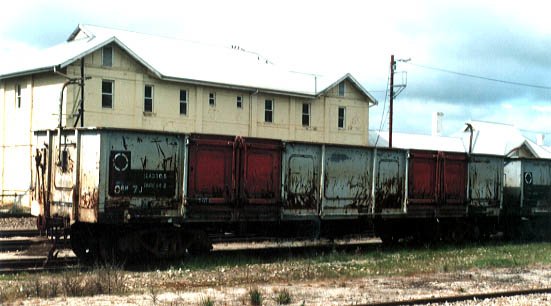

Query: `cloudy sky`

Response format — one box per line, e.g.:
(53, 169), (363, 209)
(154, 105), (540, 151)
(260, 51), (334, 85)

(1, 0), (550, 144)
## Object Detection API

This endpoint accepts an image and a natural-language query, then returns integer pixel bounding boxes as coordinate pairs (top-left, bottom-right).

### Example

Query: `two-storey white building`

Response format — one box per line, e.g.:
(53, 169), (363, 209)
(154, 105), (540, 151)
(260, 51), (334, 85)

(0, 24), (377, 206)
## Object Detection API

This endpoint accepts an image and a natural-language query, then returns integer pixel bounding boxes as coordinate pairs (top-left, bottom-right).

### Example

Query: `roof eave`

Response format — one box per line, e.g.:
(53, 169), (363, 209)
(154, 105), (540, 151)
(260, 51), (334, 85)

(0, 67), (54, 80)
(317, 73), (378, 106)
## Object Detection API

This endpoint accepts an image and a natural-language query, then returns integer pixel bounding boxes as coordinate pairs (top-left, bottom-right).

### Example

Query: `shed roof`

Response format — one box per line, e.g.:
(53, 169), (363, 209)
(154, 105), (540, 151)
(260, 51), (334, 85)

(458, 120), (551, 158)
(369, 131), (467, 152)
(0, 24), (377, 103)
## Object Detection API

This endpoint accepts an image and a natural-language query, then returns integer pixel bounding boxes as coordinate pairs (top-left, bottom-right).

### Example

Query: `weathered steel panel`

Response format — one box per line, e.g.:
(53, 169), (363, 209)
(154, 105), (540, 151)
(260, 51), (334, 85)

(521, 159), (551, 213)
(103, 131), (183, 211)
(374, 149), (407, 213)
(468, 155), (503, 208)
(239, 138), (282, 205)
(187, 134), (236, 205)
(78, 133), (100, 223)
(322, 146), (374, 216)
(503, 159), (522, 212)
(282, 143), (321, 216)
(50, 132), (77, 218)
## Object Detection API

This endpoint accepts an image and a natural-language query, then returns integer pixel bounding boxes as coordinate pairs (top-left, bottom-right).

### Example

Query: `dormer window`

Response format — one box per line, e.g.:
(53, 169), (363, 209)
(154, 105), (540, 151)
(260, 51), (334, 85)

(102, 46), (113, 67)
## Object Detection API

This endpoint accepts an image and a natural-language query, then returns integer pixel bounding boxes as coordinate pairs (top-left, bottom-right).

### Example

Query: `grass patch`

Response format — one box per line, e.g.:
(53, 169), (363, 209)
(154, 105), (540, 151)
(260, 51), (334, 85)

(199, 295), (215, 306)
(274, 288), (292, 304)
(4, 241), (551, 304)
(248, 287), (263, 306)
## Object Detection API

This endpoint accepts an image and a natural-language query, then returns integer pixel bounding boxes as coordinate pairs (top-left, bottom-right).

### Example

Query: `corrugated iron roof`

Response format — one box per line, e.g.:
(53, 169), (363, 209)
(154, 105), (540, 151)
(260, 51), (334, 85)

(370, 121), (551, 158)
(0, 24), (377, 103)
(369, 131), (467, 152)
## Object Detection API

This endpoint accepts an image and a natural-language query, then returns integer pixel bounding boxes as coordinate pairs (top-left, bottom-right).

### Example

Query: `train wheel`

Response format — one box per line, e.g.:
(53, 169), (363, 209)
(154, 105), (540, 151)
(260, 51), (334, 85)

(71, 223), (98, 264)
(186, 230), (213, 255)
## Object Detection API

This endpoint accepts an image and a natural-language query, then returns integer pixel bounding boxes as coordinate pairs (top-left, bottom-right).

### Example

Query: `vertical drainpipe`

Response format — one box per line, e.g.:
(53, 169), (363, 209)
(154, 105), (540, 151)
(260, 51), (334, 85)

(73, 129), (80, 223)
(80, 58), (85, 127)
(182, 135), (189, 217)
(1, 80), (4, 197)
(371, 148), (378, 215)
(29, 76), (35, 203)
(319, 144), (326, 216)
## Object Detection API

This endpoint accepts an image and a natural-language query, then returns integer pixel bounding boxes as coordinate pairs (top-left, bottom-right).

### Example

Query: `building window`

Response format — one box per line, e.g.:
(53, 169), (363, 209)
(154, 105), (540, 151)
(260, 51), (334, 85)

(265, 99), (273, 123)
(209, 92), (216, 106)
(179, 89), (188, 115)
(302, 103), (310, 127)
(102, 46), (113, 67)
(236, 96), (243, 108)
(338, 107), (346, 129)
(144, 85), (153, 112)
(101, 80), (113, 108)
(338, 81), (345, 97)
(16, 84), (21, 108)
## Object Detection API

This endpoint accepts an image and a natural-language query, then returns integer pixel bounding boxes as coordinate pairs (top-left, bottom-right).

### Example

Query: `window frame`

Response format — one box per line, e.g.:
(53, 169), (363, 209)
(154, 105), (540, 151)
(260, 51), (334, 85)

(144, 85), (154, 113)
(338, 81), (345, 97)
(209, 92), (216, 106)
(264, 99), (274, 123)
(101, 80), (114, 109)
(236, 95), (243, 109)
(16, 84), (21, 108)
(301, 103), (310, 127)
(102, 46), (113, 67)
(179, 89), (188, 115)
(338, 106), (346, 129)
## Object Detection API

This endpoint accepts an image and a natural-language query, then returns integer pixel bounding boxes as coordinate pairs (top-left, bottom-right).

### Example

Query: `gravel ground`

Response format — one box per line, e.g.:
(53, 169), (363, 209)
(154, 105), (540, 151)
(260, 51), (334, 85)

(7, 266), (551, 305)
(2, 217), (551, 305)
(0, 217), (36, 231)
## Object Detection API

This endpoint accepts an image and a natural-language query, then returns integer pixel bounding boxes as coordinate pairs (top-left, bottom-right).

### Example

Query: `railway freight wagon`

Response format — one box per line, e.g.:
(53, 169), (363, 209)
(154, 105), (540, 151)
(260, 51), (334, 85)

(31, 127), (510, 262)
(503, 158), (551, 239)
(32, 128), (189, 261)
(373, 152), (504, 243)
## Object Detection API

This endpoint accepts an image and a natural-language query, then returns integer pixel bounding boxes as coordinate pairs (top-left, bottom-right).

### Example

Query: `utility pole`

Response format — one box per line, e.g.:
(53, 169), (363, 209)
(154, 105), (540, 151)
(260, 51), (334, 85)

(389, 54), (395, 148)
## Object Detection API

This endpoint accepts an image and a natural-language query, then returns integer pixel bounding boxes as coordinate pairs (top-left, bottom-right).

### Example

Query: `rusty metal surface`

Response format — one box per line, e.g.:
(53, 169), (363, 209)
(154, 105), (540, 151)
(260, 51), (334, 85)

(468, 155), (503, 208)
(103, 131), (183, 210)
(322, 146), (374, 216)
(32, 131), (76, 226)
(78, 133), (100, 222)
(282, 143), (321, 215)
(374, 149), (406, 213)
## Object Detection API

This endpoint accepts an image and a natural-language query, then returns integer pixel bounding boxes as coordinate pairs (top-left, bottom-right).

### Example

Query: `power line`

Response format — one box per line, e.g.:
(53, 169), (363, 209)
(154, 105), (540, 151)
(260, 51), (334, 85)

(406, 62), (551, 90)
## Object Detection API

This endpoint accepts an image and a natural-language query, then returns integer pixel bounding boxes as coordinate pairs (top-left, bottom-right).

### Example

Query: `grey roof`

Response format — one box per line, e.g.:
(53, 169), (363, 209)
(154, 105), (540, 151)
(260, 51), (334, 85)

(369, 131), (467, 152)
(458, 120), (551, 158)
(0, 24), (377, 103)
(369, 120), (551, 158)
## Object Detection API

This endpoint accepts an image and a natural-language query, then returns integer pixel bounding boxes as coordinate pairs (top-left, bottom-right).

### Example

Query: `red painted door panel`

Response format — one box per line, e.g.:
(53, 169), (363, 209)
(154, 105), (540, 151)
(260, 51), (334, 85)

(187, 135), (236, 204)
(239, 138), (282, 205)
(407, 150), (468, 206)
(441, 152), (467, 204)
(408, 151), (438, 204)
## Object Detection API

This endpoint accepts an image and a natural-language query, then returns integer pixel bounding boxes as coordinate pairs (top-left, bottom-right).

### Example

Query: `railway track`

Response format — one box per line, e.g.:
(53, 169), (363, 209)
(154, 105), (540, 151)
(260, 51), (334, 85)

(0, 229), (41, 238)
(0, 257), (79, 274)
(364, 287), (551, 306)
(0, 238), (70, 252)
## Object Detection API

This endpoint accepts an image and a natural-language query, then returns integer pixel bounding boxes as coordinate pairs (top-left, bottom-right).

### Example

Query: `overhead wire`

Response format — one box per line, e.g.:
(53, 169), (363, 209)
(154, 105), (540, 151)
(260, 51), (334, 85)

(405, 62), (551, 90)
(374, 64), (391, 146)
